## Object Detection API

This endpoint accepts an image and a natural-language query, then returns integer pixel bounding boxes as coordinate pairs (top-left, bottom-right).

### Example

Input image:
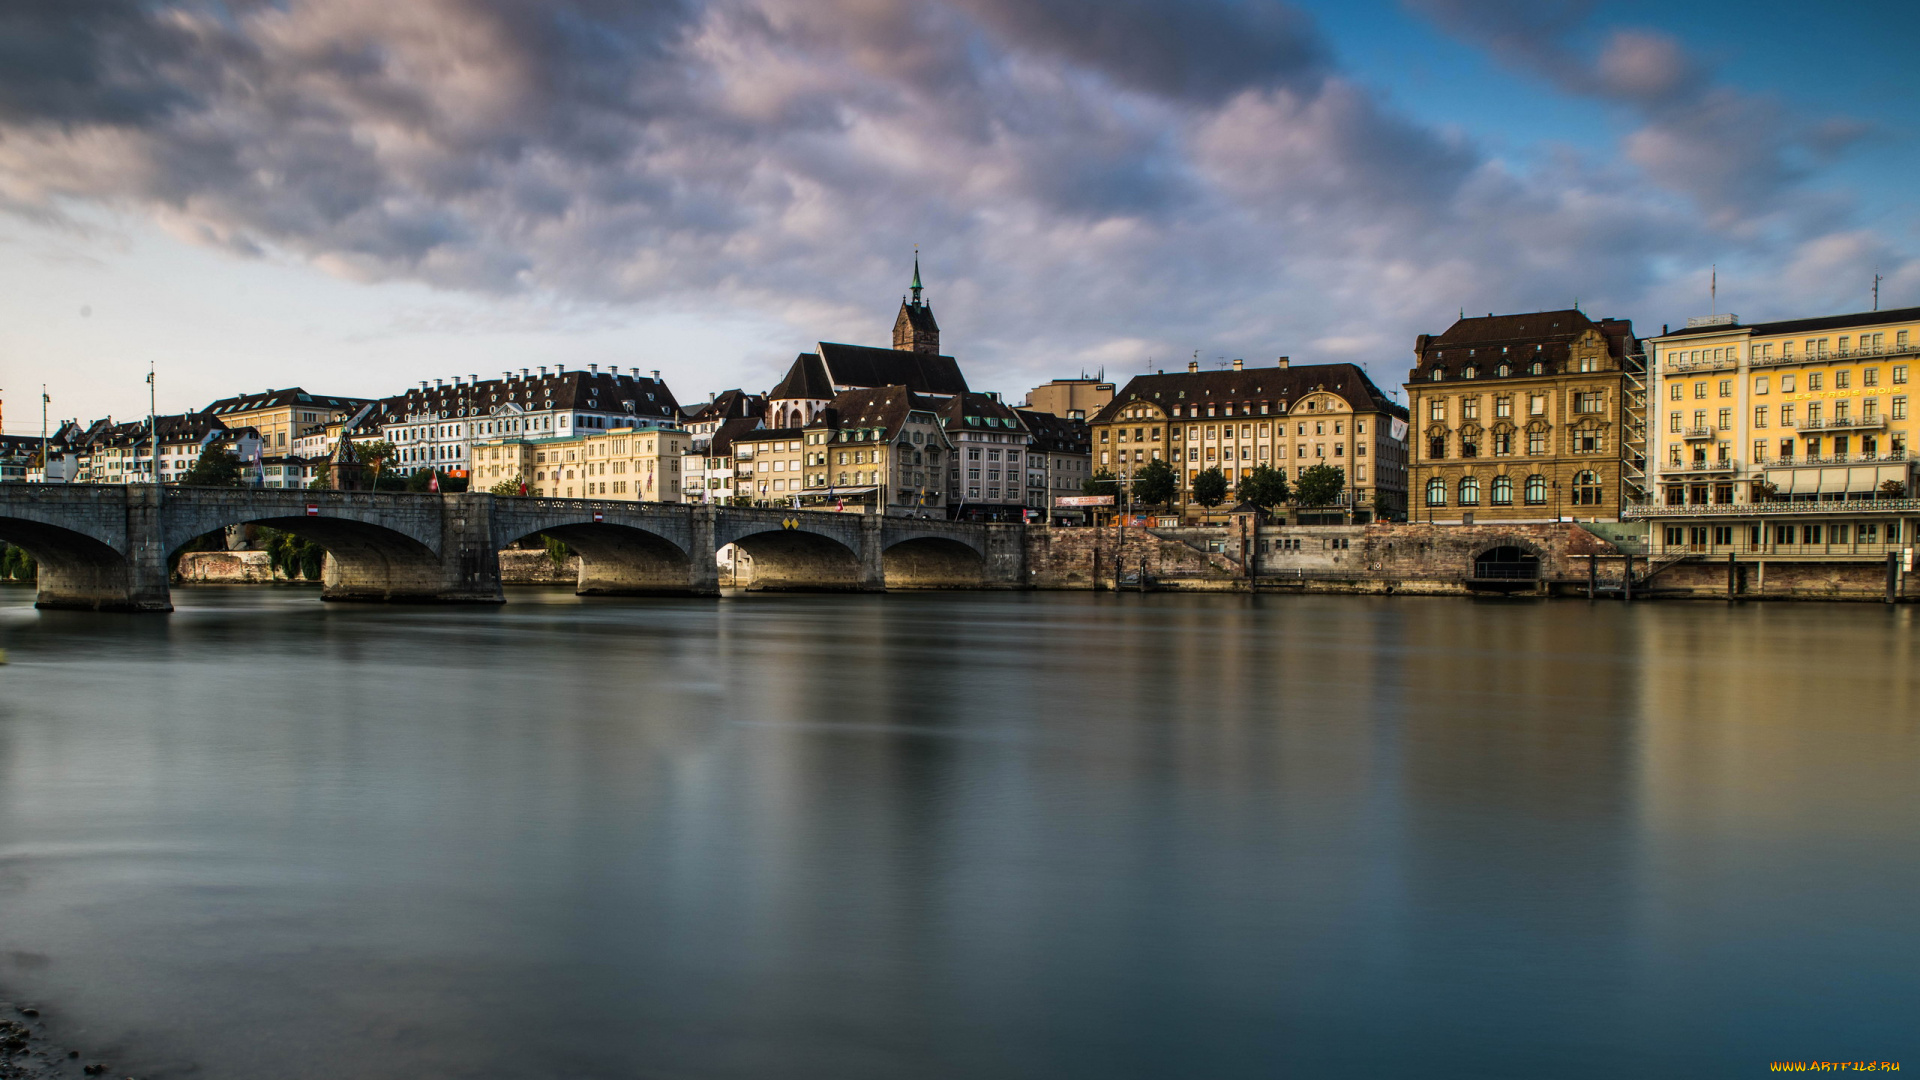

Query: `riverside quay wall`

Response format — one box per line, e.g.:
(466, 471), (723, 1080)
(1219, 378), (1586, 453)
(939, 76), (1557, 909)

(1029, 521), (1628, 596)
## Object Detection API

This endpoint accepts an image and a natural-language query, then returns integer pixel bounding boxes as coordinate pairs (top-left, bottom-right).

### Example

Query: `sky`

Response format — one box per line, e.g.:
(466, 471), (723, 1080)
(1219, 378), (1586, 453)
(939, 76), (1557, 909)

(1, 0), (1916, 432)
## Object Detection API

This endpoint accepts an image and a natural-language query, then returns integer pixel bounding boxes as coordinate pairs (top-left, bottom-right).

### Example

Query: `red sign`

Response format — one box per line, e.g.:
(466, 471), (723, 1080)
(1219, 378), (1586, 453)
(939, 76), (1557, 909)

(592, 512), (604, 523)
(1055, 495), (1114, 507)
(305, 504), (319, 517)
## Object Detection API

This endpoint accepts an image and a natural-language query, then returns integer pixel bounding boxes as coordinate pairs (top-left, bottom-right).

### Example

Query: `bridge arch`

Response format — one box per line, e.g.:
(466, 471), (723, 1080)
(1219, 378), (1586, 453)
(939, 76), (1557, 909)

(725, 528), (864, 591)
(882, 536), (985, 589)
(167, 511), (447, 603)
(0, 513), (153, 611)
(502, 521), (694, 595)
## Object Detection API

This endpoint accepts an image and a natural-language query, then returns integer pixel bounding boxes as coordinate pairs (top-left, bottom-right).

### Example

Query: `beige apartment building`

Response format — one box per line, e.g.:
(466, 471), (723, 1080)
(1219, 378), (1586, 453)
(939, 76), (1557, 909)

(1090, 359), (1410, 523)
(471, 426), (690, 500)
(203, 388), (371, 454)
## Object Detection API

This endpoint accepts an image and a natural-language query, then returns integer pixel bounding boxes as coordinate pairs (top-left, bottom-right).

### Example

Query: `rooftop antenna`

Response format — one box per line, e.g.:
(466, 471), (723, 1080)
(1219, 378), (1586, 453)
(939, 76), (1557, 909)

(1710, 264), (1717, 316)
(1873, 270), (1881, 311)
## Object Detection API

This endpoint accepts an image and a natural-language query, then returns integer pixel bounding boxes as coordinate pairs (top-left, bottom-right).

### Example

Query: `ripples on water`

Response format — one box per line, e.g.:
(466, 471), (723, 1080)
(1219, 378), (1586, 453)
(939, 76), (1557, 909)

(0, 587), (1916, 1078)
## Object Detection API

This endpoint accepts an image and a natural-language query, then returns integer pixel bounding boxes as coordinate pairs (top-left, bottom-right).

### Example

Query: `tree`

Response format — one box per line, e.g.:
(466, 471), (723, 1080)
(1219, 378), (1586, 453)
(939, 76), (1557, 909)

(1881, 478), (1907, 499)
(542, 534), (573, 569)
(1237, 464), (1290, 511)
(307, 461), (332, 489)
(1130, 458), (1178, 508)
(259, 528), (326, 582)
(181, 444), (244, 487)
(1294, 463), (1346, 508)
(1082, 467), (1116, 498)
(2, 543), (36, 582)
(1191, 467), (1229, 509)
(490, 476), (523, 496)
(358, 440), (396, 482)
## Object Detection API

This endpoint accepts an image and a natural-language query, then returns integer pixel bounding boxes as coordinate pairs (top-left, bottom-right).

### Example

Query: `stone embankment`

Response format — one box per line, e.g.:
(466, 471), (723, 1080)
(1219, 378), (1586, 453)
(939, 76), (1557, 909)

(176, 549), (582, 586)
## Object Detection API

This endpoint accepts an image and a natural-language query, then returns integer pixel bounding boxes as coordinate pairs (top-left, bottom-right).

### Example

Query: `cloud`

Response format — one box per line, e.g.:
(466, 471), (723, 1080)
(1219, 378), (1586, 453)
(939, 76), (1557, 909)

(0, 0), (1911, 399)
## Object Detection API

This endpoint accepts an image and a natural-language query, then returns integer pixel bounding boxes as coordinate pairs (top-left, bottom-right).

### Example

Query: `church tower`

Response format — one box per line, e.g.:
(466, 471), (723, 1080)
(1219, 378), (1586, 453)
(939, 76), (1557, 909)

(892, 255), (941, 355)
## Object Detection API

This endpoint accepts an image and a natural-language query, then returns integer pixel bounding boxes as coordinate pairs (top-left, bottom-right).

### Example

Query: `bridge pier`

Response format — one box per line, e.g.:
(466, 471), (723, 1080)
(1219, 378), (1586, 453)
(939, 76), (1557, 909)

(858, 514), (886, 592)
(33, 485), (174, 612)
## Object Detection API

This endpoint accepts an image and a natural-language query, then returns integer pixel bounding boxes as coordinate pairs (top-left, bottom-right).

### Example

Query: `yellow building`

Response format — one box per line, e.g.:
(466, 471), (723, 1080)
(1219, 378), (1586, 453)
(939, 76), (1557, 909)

(1088, 359), (1409, 523)
(1021, 377), (1115, 420)
(471, 426), (689, 500)
(1405, 310), (1644, 524)
(1637, 305), (1919, 562)
(203, 388), (371, 454)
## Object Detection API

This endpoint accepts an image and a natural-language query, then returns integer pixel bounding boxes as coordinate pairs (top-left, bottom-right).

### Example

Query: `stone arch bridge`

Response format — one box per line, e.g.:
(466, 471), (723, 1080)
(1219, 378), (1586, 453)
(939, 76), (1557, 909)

(0, 486), (1026, 611)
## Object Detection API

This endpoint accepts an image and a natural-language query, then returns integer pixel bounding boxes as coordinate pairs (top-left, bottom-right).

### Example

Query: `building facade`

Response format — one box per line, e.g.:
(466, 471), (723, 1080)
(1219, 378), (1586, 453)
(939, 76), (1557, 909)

(1021, 377), (1115, 420)
(1406, 310), (1643, 524)
(1635, 305), (1919, 564)
(1090, 359), (1409, 522)
(1015, 409), (1094, 517)
(471, 426), (690, 500)
(203, 388), (371, 455)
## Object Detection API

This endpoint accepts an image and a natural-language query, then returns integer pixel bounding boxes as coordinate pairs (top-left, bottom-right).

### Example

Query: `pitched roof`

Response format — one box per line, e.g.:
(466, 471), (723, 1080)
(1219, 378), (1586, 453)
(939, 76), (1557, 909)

(372, 369), (680, 426)
(685, 389), (766, 425)
(1656, 304), (1920, 340)
(896, 300), (939, 336)
(806, 385), (945, 441)
(1410, 310), (1637, 378)
(203, 387), (371, 415)
(706, 415), (766, 457)
(817, 342), (967, 396)
(1092, 362), (1406, 425)
(940, 391), (1029, 434)
(1014, 409), (1090, 454)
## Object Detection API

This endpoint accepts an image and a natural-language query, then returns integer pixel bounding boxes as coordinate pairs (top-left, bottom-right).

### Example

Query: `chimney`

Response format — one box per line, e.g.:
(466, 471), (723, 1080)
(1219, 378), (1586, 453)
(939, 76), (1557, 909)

(1188, 361), (1199, 373)
(1277, 356), (1290, 369)
(630, 368), (639, 378)
(1232, 358), (1244, 371)
(556, 364), (564, 374)
(435, 379), (445, 389)
(520, 369), (529, 379)
(452, 375), (462, 386)
(590, 363), (599, 374)
(470, 374), (478, 383)
(539, 366), (548, 376)
(651, 369), (660, 381)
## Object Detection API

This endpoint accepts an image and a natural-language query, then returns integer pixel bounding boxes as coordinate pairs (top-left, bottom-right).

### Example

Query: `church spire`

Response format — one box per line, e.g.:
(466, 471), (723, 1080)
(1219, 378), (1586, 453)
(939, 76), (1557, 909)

(894, 249), (940, 354)
(910, 249), (924, 307)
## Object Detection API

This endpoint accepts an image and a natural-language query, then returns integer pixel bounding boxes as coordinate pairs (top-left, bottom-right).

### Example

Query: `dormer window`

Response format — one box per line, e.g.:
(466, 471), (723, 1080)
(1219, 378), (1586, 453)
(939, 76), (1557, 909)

(1430, 369), (1443, 381)
(1530, 362), (1544, 376)
(1463, 367), (1477, 379)
(1497, 364), (1510, 377)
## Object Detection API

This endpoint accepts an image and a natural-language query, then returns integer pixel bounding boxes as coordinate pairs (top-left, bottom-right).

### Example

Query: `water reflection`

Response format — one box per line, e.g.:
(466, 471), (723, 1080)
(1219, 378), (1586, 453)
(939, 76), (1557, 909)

(0, 588), (1915, 1078)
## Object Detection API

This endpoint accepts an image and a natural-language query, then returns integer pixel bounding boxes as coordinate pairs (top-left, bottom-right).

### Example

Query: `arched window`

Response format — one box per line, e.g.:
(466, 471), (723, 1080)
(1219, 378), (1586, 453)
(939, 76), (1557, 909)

(1463, 366), (1477, 379)
(1491, 475), (1513, 505)
(1426, 476), (1447, 506)
(1524, 474), (1547, 505)
(1530, 362), (1544, 376)
(1497, 364), (1511, 377)
(1430, 368), (1444, 381)
(1458, 476), (1480, 505)
(1572, 470), (1603, 506)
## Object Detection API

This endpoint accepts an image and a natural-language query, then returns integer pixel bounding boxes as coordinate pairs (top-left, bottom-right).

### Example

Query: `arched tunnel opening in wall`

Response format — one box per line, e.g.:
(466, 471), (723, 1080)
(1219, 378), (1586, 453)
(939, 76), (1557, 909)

(883, 537), (986, 589)
(511, 522), (694, 595)
(177, 516), (446, 603)
(0, 516), (150, 611)
(726, 529), (864, 591)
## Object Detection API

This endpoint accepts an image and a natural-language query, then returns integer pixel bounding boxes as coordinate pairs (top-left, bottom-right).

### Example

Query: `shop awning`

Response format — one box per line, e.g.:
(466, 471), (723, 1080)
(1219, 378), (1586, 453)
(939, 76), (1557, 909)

(1764, 463), (1911, 495)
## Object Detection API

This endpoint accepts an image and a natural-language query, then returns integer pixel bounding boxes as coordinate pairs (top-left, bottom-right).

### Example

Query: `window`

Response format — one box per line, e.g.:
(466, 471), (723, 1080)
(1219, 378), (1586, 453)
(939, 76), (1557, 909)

(1781, 375), (1795, 392)
(1428, 400), (1445, 421)
(1462, 398), (1479, 420)
(1527, 430), (1547, 455)
(1865, 368), (1880, 387)
(1755, 406), (1768, 428)
(1575, 431), (1601, 453)
(1458, 476), (1480, 505)
(1780, 403), (1796, 426)
(1894, 396), (1908, 421)
(1808, 373), (1824, 391)
(1753, 439), (1768, 462)
(1837, 370), (1852, 389)
(1895, 365), (1909, 385)
(1425, 477), (1446, 507)
(1523, 474), (1547, 505)
(1573, 391), (1603, 414)
(1491, 475), (1513, 505)
(1669, 383), (1683, 401)
(1717, 408), (1732, 430)
(1529, 395), (1545, 416)
(1694, 382), (1707, 399)
(1429, 436), (1446, 460)
(1754, 377), (1769, 395)
(1571, 470), (1602, 506)
(1493, 431), (1512, 456)
(1719, 379), (1732, 397)
(1495, 396), (1512, 419)
(1669, 412), (1682, 433)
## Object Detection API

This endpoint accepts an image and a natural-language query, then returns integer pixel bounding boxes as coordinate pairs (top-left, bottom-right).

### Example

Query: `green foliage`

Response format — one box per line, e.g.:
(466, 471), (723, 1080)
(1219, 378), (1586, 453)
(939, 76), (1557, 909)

(182, 444), (245, 487)
(1082, 468), (1116, 498)
(358, 440), (396, 480)
(542, 534), (573, 568)
(259, 528), (327, 582)
(1130, 458), (1178, 508)
(1236, 464), (1291, 510)
(1294, 463), (1347, 507)
(1, 543), (36, 582)
(1190, 467), (1229, 508)
(374, 473), (410, 491)
(489, 476), (523, 496)
(405, 469), (468, 493)
(307, 462), (331, 489)
(1881, 479), (1907, 498)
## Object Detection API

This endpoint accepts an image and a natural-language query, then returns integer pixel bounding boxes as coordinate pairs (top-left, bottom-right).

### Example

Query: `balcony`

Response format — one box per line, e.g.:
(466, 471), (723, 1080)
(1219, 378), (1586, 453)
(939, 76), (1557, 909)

(1626, 497), (1920, 519)
(1662, 459), (1739, 476)
(1759, 451), (1910, 468)
(1749, 341), (1920, 369)
(1680, 427), (1721, 441)
(1790, 415), (1887, 432)
(1664, 356), (1737, 374)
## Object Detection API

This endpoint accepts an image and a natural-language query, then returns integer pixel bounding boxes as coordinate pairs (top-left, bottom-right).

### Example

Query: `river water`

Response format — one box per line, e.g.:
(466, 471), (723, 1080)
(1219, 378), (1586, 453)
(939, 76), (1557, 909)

(0, 587), (1916, 1078)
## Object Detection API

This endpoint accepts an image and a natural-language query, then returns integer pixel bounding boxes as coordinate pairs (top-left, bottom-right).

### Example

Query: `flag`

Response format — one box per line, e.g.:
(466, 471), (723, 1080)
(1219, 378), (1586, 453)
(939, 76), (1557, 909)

(518, 480), (527, 496)
(836, 498), (844, 512)
(429, 471), (440, 492)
